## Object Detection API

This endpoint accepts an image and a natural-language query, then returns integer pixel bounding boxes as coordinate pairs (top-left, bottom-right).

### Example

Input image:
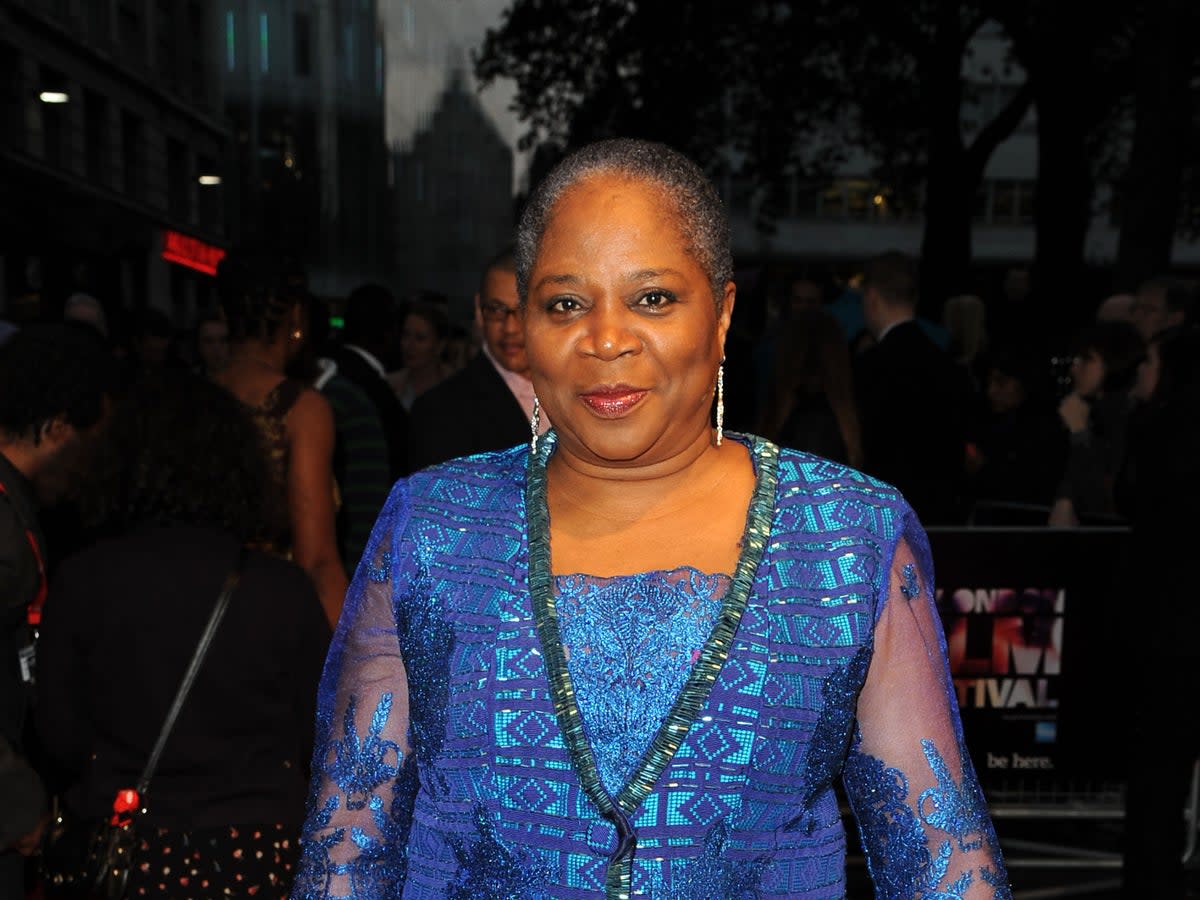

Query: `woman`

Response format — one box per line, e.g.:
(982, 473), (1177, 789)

(1048, 320), (1144, 526)
(293, 139), (1008, 898)
(37, 373), (330, 898)
(758, 307), (863, 467)
(387, 302), (455, 410)
(213, 253), (346, 624)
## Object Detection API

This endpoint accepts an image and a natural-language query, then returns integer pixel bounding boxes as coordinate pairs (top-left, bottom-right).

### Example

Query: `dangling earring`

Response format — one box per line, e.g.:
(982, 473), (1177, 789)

(715, 361), (725, 447)
(530, 395), (541, 456)
(290, 329), (303, 342)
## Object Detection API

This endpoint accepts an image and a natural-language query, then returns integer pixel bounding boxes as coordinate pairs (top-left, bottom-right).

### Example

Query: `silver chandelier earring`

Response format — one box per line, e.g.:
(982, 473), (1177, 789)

(530, 395), (541, 455)
(715, 361), (725, 447)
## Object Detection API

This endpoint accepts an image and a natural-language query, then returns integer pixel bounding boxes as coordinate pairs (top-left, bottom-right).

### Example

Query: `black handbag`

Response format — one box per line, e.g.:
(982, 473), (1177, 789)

(40, 551), (245, 899)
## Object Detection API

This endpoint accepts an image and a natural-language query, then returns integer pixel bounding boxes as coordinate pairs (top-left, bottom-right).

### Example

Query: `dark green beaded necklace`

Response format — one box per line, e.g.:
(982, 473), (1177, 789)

(525, 430), (780, 899)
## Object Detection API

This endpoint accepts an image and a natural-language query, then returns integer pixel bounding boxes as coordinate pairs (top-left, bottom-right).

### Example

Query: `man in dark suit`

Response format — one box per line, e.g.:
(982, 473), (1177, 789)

(853, 251), (970, 524)
(410, 250), (540, 469)
(330, 283), (409, 479)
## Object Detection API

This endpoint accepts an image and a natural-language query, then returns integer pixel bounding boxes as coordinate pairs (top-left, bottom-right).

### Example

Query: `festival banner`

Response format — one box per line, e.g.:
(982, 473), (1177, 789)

(928, 527), (1129, 786)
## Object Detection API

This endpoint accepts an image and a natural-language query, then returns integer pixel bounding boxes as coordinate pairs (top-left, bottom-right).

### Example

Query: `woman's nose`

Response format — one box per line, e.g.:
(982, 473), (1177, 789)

(583, 304), (639, 360)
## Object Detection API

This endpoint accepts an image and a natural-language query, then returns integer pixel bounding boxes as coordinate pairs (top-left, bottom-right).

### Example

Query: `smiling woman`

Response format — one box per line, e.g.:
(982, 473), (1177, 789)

(291, 139), (1011, 900)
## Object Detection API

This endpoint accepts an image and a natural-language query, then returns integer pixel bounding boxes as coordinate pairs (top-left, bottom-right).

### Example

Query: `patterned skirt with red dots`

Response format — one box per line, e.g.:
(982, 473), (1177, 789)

(125, 824), (298, 898)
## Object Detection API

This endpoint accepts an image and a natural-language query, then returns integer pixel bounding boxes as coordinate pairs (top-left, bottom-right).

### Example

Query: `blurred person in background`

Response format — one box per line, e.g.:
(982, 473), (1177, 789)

(409, 248), (548, 469)
(62, 293), (108, 340)
(214, 251), (346, 625)
(943, 293), (989, 388)
(1130, 276), (1195, 342)
(387, 301), (455, 411)
(1049, 320), (1144, 526)
(36, 373), (329, 899)
(310, 297), (392, 574)
(331, 283), (409, 479)
(0, 323), (114, 897)
(855, 251), (971, 524)
(966, 349), (1068, 518)
(758, 307), (862, 467)
(193, 309), (231, 376)
(1115, 323), (1200, 897)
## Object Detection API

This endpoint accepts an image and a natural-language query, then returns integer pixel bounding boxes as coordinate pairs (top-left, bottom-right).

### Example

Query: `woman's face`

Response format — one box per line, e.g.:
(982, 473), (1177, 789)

(1071, 348), (1105, 398)
(401, 313), (443, 370)
(524, 173), (734, 467)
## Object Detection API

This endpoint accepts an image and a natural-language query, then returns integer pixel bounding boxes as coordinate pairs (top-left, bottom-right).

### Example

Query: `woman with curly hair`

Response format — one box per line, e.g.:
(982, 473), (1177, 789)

(213, 251), (346, 624)
(36, 372), (329, 899)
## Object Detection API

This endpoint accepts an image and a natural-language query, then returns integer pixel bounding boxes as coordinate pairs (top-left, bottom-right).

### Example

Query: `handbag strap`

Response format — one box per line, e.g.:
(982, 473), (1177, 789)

(134, 547), (247, 796)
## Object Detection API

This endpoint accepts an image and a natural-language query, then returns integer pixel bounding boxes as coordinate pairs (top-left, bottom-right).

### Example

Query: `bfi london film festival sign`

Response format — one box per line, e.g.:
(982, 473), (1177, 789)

(928, 527), (1127, 783)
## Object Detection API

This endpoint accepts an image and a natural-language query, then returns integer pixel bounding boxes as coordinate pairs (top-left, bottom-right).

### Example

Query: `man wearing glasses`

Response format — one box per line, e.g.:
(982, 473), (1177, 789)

(409, 249), (548, 469)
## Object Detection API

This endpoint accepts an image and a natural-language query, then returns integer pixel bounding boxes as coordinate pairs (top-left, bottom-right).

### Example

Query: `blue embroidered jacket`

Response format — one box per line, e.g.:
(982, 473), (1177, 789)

(293, 435), (1010, 899)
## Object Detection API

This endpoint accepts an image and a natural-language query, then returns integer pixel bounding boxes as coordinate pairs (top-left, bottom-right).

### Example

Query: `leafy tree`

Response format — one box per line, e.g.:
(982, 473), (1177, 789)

(478, 1), (1137, 320)
(1112, 0), (1200, 288)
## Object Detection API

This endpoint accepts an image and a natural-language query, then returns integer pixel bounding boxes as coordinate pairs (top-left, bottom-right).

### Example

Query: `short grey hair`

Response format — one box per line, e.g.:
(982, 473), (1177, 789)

(515, 138), (732, 306)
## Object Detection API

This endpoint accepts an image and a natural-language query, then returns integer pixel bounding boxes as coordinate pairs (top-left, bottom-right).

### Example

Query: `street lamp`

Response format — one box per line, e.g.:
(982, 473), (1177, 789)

(39, 91), (69, 104)
(197, 174), (222, 186)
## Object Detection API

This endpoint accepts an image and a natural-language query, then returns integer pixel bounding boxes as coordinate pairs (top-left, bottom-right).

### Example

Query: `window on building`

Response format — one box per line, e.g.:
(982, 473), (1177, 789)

(820, 183), (845, 218)
(155, 0), (174, 84)
(88, 1), (111, 46)
(117, 0), (144, 60)
(259, 12), (270, 73)
(197, 154), (221, 232)
(167, 138), (189, 223)
(39, 67), (66, 169)
(0, 48), (17, 141)
(187, 2), (206, 103)
(294, 14), (312, 77)
(122, 111), (144, 201)
(845, 179), (872, 220)
(226, 10), (236, 72)
(84, 90), (108, 185)
(991, 179), (1016, 223)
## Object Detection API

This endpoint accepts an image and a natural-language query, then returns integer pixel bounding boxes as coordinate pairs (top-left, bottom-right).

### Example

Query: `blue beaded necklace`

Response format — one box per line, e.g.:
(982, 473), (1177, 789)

(525, 429), (780, 899)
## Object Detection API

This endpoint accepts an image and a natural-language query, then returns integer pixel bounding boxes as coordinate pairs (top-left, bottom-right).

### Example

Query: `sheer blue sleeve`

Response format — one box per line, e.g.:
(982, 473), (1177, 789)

(291, 482), (417, 900)
(844, 522), (1011, 899)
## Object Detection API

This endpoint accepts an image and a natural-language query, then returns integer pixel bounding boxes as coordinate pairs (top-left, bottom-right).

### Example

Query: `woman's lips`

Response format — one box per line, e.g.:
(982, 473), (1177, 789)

(579, 386), (648, 418)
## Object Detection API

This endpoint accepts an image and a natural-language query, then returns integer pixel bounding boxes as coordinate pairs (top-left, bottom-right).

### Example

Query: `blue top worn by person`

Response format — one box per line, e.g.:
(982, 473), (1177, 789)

(292, 138), (1008, 899)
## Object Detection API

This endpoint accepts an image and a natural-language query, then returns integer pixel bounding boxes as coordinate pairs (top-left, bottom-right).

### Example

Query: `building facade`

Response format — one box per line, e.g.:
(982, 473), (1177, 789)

(0, 0), (228, 328)
(218, 0), (391, 300)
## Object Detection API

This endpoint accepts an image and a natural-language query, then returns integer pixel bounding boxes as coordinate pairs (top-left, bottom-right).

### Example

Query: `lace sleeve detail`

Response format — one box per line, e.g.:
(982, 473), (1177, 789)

(292, 482), (417, 900)
(844, 522), (1011, 900)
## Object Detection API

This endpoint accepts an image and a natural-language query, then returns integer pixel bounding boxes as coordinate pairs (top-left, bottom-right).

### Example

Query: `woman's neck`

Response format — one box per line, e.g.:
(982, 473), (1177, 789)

(546, 428), (735, 523)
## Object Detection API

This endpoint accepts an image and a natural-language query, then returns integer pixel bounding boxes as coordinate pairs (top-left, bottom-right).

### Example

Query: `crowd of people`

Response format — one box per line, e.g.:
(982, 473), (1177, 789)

(742, 259), (1198, 532)
(1, 137), (1197, 897)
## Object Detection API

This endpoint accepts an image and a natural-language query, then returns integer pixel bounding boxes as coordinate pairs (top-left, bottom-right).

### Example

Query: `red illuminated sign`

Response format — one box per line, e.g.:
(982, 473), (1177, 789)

(161, 230), (226, 275)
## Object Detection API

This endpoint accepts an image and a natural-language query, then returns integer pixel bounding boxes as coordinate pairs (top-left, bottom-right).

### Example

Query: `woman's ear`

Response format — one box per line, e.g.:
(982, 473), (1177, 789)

(717, 281), (736, 352)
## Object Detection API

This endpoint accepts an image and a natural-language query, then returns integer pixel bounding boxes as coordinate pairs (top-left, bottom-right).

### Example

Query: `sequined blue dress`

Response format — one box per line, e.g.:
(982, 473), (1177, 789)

(292, 433), (1010, 899)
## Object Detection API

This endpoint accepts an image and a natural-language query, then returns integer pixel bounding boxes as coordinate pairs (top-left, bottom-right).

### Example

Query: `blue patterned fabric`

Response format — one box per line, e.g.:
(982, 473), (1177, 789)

(557, 569), (728, 796)
(292, 434), (1010, 899)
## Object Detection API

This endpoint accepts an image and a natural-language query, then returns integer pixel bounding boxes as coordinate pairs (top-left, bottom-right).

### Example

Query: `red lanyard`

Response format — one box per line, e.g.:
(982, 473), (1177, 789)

(0, 479), (47, 628)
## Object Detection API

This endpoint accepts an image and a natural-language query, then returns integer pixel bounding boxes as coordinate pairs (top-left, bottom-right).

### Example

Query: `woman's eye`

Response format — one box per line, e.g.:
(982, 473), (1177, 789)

(636, 290), (675, 310)
(546, 296), (581, 314)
